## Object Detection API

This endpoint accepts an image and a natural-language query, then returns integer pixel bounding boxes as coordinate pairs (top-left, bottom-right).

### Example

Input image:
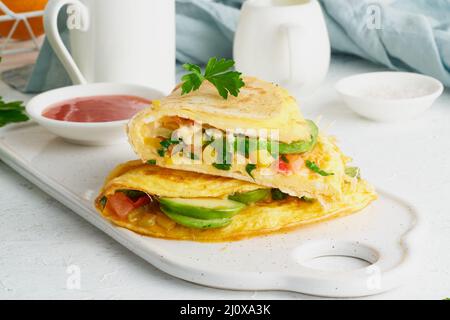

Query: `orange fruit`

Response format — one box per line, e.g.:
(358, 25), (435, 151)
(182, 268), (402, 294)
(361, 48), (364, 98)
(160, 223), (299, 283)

(0, 0), (48, 41)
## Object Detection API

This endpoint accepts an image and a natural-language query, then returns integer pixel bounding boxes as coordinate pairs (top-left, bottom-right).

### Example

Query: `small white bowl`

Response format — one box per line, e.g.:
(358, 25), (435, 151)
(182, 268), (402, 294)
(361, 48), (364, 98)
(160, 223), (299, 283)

(26, 83), (164, 146)
(336, 72), (444, 122)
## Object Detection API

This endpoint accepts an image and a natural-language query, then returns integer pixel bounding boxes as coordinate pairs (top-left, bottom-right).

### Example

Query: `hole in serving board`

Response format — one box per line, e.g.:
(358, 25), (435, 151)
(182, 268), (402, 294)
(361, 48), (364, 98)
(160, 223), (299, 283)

(291, 240), (380, 272)
(302, 255), (371, 272)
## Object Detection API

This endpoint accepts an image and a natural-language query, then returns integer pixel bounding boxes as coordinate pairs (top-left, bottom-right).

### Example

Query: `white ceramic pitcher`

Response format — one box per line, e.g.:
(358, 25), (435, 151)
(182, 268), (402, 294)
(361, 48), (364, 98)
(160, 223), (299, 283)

(44, 0), (175, 94)
(234, 0), (330, 96)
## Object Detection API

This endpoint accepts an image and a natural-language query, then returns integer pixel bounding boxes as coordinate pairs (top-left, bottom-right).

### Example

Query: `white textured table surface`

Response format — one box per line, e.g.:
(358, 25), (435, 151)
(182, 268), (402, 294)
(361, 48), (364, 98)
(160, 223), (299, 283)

(0, 55), (449, 300)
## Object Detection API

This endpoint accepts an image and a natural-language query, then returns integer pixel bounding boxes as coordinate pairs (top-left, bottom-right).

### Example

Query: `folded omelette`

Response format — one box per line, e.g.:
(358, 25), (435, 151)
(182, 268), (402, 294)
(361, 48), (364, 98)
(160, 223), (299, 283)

(95, 161), (376, 242)
(128, 77), (362, 205)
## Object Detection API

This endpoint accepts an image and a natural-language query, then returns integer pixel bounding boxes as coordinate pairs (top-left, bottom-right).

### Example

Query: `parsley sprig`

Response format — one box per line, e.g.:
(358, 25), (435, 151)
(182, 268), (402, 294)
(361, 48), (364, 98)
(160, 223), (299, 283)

(0, 97), (29, 128)
(305, 160), (334, 177)
(181, 57), (245, 99)
(212, 163), (232, 171)
(245, 163), (257, 179)
(0, 58), (29, 128)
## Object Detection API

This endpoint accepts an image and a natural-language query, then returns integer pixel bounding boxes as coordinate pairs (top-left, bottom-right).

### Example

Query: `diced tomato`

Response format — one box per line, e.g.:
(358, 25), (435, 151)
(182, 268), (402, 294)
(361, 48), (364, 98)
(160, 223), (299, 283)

(277, 159), (291, 174)
(287, 154), (305, 173)
(133, 196), (151, 208)
(107, 193), (135, 219)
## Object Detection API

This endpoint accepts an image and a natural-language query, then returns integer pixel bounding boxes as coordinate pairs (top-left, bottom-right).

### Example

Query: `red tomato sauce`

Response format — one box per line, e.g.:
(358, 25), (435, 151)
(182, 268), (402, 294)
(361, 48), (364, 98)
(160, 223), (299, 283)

(42, 95), (151, 123)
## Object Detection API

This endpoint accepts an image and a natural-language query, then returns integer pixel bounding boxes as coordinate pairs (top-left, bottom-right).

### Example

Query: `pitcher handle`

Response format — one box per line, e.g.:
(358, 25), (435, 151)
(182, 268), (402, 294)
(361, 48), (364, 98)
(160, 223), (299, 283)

(44, 0), (90, 85)
(281, 24), (312, 87)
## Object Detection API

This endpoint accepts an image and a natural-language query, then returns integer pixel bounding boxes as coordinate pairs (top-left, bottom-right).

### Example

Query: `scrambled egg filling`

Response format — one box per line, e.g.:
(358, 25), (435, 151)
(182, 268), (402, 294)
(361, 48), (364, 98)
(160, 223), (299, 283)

(150, 116), (321, 179)
(131, 113), (364, 204)
(95, 161), (376, 241)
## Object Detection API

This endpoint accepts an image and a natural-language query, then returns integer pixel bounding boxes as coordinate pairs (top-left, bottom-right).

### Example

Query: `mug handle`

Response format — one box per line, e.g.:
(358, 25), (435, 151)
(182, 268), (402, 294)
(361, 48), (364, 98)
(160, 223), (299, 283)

(281, 24), (312, 87)
(44, 0), (90, 85)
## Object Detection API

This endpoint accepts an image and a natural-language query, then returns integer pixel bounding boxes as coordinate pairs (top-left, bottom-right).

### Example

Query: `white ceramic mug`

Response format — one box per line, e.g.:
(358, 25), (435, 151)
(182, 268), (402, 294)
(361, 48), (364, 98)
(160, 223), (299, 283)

(44, 0), (175, 94)
(234, 0), (330, 96)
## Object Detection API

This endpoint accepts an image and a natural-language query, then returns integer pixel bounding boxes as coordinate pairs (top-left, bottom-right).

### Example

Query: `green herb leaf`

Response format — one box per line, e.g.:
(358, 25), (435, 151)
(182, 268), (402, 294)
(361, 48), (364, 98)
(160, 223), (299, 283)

(280, 154), (289, 163)
(99, 196), (107, 209)
(210, 137), (233, 166)
(212, 163), (232, 171)
(160, 138), (179, 149)
(117, 189), (147, 200)
(0, 98), (29, 128)
(305, 160), (334, 177)
(271, 189), (288, 201)
(146, 159), (157, 165)
(208, 70), (245, 99)
(189, 152), (199, 160)
(181, 57), (245, 99)
(204, 57), (235, 76)
(345, 167), (361, 179)
(158, 138), (179, 157)
(245, 163), (257, 179)
(181, 63), (204, 95)
(234, 136), (264, 158)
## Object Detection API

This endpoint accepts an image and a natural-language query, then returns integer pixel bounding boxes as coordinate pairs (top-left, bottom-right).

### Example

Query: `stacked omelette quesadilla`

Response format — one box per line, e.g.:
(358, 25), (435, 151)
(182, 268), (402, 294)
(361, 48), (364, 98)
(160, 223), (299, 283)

(96, 72), (376, 242)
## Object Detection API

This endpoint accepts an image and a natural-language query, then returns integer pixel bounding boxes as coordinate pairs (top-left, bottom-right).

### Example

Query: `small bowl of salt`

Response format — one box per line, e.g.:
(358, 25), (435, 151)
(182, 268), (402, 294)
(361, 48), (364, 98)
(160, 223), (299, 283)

(336, 72), (444, 122)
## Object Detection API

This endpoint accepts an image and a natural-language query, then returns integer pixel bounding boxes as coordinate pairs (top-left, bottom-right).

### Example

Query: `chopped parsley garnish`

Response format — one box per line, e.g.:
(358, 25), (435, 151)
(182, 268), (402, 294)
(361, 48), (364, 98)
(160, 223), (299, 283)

(234, 137), (270, 158)
(189, 152), (200, 160)
(280, 154), (289, 163)
(305, 160), (334, 177)
(117, 189), (147, 200)
(212, 163), (232, 171)
(158, 138), (179, 157)
(181, 57), (245, 99)
(210, 138), (233, 167)
(99, 196), (107, 208)
(147, 159), (157, 165)
(160, 139), (179, 149)
(157, 149), (165, 157)
(245, 163), (257, 179)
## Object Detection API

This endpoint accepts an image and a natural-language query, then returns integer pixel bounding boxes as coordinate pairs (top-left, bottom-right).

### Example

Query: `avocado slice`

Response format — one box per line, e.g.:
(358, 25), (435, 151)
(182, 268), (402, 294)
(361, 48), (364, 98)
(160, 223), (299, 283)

(232, 120), (318, 157)
(158, 197), (245, 219)
(229, 189), (270, 205)
(160, 207), (231, 229)
(277, 120), (319, 154)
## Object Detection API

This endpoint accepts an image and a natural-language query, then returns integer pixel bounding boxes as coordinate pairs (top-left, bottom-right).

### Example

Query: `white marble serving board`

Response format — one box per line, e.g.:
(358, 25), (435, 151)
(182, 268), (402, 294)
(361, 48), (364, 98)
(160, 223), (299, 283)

(0, 122), (423, 297)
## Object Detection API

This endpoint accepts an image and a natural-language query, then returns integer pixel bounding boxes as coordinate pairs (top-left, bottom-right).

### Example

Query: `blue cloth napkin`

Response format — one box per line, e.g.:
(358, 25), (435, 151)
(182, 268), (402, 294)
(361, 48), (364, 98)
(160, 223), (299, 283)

(321, 0), (450, 86)
(17, 0), (450, 92)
